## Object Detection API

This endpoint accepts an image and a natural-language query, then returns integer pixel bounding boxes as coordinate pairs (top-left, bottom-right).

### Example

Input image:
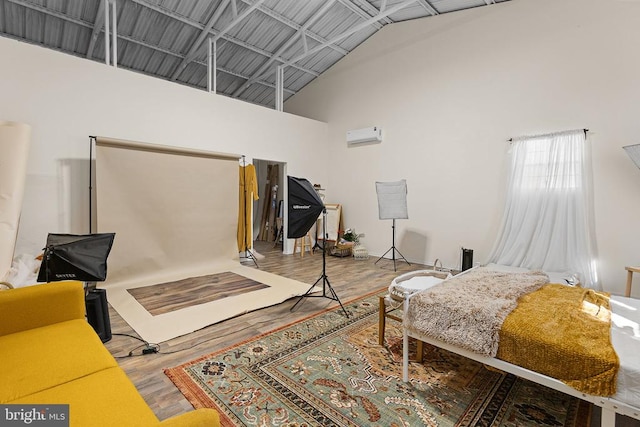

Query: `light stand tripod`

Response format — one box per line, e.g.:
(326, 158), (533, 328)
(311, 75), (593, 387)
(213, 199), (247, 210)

(240, 155), (259, 268)
(375, 218), (410, 272)
(290, 208), (349, 317)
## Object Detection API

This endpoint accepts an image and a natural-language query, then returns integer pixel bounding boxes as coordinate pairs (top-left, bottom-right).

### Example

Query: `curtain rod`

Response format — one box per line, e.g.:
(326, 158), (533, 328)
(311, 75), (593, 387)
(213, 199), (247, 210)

(508, 128), (589, 142)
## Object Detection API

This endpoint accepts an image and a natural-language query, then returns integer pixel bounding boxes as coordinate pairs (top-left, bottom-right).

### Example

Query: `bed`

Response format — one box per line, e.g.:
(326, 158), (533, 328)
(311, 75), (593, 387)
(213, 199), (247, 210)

(398, 265), (640, 427)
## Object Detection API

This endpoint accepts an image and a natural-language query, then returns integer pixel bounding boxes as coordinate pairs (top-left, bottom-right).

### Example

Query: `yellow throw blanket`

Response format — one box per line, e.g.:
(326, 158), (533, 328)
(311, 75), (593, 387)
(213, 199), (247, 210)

(497, 284), (619, 396)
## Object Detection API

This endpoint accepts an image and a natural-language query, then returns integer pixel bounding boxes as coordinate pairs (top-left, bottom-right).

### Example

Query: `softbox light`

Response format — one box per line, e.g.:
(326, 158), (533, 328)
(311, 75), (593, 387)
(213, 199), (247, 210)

(288, 176), (324, 239)
(375, 180), (408, 220)
(37, 233), (116, 283)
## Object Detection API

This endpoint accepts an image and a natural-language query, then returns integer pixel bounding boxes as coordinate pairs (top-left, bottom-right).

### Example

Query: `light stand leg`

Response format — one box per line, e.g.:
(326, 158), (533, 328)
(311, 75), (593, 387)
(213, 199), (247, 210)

(290, 268), (348, 318)
(290, 210), (349, 317)
(375, 219), (410, 271)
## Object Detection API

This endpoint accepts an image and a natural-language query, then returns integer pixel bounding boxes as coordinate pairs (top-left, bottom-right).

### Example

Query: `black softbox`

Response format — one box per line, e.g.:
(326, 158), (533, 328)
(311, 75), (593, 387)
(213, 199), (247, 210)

(287, 176), (324, 239)
(37, 233), (116, 282)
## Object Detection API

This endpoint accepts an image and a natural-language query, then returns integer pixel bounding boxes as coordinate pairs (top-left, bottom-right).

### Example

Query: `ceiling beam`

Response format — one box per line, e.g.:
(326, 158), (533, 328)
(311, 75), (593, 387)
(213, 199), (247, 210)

(133, 0), (351, 81)
(222, 33), (320, 77)
(230, 0), (238, 18)
(125, 36), (295, 94)
(170, 0), (266, 80)
(128, 0), (317, 78)
(169, 0), (231, 80)
(338, 0), (391, 26)
(86, 0), (105, 59)
(205, 62), (296, 95)
(232, 0), (336, 98)
(416, 0), (439, 15)
(268, 0), (419, 79)
(128, 0), (201, 27)
(210, 0), (265, 44)
(6, 0), (90, 27)
(239, 0), (349, 57)
(114, 32), (295, 95)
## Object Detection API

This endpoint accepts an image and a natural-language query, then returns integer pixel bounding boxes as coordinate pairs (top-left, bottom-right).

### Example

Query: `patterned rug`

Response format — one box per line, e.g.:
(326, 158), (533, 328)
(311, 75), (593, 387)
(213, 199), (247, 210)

(165, 289), (592, 426)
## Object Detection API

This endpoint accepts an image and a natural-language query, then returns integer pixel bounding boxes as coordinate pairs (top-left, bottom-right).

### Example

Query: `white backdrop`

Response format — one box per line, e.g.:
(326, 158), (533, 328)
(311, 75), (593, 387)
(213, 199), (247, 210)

(95, 137), (240, 288)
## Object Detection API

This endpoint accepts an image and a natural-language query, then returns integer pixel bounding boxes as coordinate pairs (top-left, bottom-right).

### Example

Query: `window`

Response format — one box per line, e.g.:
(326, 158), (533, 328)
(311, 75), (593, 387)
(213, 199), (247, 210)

(488, 129), (599, 289)
(519, 138), (582, 190)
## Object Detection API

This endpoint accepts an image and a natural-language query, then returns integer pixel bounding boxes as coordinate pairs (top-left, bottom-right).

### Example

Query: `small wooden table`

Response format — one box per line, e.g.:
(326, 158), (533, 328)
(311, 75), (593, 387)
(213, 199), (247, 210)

(625, 266), (640, 297)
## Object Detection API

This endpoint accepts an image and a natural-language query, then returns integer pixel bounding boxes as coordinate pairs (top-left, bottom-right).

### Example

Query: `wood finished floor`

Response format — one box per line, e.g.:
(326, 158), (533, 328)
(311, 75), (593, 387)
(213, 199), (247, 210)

(105, 241), (637, 427)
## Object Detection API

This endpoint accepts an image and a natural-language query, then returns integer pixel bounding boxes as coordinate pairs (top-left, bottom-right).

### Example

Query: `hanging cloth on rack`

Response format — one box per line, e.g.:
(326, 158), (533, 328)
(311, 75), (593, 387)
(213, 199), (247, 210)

(237, 163), (259, 252)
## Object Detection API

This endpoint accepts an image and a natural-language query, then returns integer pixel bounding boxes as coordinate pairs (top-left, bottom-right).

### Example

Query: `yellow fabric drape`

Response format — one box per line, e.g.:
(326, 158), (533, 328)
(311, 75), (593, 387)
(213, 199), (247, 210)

(238, 164), (259, 252)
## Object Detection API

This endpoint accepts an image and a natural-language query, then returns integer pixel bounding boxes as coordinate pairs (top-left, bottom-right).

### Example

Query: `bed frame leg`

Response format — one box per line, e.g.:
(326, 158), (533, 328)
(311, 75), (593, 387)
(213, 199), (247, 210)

(416, 340), (423, 363)
(378, 296), (386, 346)
(600, 407), (616, 427)
(403, 329), (409, 382)
(402, 292), (409, 382)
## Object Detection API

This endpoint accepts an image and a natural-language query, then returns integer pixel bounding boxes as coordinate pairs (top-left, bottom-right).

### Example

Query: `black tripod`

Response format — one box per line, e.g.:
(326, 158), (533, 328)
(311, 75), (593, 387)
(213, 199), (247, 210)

(240, 155), (258, 267)
(290, 208), (349, 317)
(375, 218), (410, 272)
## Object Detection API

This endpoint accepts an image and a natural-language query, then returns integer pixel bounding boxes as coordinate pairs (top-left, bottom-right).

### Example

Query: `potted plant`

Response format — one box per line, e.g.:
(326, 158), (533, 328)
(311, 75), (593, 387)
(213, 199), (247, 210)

(341, 228), (360, 245)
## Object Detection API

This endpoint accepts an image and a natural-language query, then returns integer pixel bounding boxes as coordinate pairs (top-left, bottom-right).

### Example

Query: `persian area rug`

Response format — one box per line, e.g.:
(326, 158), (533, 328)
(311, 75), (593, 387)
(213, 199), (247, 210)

(165, 290), (592, 427)
(127, 272), (270, 315)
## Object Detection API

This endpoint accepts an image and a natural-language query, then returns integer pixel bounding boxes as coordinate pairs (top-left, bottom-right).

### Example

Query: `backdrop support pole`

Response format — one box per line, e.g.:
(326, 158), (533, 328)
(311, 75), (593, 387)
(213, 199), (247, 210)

(89, 136), (96, 234)
(375, 218), (410, 272)
(290, 208), (349, 317)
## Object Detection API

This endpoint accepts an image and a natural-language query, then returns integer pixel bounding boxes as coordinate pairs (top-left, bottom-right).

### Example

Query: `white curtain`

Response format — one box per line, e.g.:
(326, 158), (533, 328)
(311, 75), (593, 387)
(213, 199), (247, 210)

(487, 129), (600, 289)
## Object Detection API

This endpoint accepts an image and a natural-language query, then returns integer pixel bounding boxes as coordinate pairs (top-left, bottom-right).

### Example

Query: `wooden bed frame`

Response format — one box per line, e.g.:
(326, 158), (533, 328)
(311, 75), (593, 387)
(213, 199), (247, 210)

(400, 293), (640, 427)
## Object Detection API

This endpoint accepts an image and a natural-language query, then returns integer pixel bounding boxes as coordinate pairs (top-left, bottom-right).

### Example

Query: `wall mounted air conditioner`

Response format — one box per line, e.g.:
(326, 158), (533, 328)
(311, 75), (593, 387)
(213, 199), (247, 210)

(346, 126), (382, 145)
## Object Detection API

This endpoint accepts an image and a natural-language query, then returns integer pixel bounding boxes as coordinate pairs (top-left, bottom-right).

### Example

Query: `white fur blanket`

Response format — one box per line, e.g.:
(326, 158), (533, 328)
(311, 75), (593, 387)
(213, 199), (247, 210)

(404, 267), (549, 357)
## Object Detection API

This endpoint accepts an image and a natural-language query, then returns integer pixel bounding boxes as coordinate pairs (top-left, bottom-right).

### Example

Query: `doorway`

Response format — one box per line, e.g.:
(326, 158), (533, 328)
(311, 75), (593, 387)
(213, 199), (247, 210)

(252, 158), (288, 254)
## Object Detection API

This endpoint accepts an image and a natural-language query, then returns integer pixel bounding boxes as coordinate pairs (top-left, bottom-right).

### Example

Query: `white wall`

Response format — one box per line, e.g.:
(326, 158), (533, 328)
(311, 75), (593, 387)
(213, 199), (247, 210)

(286, 0), (640, 295)
(0, 37), (328, 257)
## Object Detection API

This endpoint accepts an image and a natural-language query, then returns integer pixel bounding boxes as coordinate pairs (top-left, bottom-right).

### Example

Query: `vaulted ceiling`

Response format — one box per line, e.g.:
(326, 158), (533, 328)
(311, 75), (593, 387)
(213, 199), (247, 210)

(0, 0), (510, 109)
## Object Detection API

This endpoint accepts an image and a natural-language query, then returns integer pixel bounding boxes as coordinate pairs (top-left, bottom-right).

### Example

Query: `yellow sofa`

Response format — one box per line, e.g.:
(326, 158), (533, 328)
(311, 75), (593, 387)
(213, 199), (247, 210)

(0, 281), (220, 427)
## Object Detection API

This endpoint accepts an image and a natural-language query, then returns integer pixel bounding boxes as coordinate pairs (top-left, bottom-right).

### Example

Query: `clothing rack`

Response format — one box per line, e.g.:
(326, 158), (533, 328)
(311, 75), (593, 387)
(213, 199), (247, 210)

(240, 155), (258, 267)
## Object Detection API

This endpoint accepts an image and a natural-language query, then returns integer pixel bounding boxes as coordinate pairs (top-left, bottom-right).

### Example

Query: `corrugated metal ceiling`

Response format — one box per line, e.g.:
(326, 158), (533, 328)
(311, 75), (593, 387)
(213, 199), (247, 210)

(0, 0), (511, 109)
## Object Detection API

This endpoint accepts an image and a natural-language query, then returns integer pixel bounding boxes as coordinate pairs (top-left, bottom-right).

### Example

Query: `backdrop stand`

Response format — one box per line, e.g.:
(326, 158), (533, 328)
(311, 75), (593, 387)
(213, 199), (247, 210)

(290, 209), (349, 318)
(375, 218), (410, 272)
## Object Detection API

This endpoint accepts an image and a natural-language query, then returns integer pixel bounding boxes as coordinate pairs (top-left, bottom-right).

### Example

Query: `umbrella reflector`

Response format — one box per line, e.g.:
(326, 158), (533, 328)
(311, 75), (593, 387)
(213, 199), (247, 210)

(37, 233), (115, 282)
